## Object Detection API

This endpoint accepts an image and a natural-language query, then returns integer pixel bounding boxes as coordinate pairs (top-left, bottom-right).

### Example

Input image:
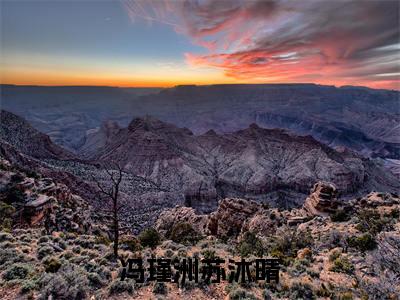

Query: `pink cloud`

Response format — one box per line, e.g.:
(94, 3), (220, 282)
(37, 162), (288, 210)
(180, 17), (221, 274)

(123, 0), (400, 89)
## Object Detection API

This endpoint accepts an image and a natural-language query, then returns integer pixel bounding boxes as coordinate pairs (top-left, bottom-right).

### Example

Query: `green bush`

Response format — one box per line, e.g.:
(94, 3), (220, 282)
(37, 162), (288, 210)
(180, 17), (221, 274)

(356, 209), (391, 235)
(3, 263), (32, 281)
(109, 280), (134, 295)
(23, 169), (40, 179)
(330, 209), (351, 222)
(269, 228), (313, 265)
(43, 257), (62, 273)
(338, 292), (354, 300)
(152, 282), (167, 295)
(20, 279), (38, 294)
(75, 235), (95, 248)
(37, 245), (55, 260)
(39, 264), (88, 300)
(38, 236), (50, 244)
(167, 222), (201, 245)
(289, 282), (315, 300)
(120, 236), (141, 252)
(4, 186), (25, 203)
(10, 173), (24, 183)
(88, 272), (105, 288)
(0, 248), (26, 267)
(387, 208), (399, 219)
(347, 233), (377, 252)
(329, 256), (354, 274)
(237, 231), (265, 257)
(0, 232), (14, 243)
(229, 287), (258, 300)
(138, 228), (161, 249)
(94, 235), (111, 246)
(71, 245), (82, 254)
(201, 248), (217, 260)
(0, 202), (15, 231)
(329, 250), (341, 262)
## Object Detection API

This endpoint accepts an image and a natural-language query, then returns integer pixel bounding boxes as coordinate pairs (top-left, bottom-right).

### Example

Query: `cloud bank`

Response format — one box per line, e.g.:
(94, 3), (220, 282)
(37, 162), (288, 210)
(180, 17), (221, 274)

(123, 0), (400, 89)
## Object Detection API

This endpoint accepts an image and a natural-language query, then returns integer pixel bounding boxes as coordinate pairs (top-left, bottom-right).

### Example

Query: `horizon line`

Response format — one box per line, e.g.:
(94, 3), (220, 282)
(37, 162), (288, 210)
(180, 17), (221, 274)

(1, 82), (398, 92)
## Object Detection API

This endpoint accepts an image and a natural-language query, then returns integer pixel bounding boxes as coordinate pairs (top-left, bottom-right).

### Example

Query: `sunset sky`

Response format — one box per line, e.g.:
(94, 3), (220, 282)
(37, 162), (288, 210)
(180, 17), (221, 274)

(1, 0), (399, 89)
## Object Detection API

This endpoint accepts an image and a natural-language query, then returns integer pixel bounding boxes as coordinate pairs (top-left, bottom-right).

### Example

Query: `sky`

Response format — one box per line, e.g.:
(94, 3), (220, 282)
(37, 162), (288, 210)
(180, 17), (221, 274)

(1, 0), (399, 89)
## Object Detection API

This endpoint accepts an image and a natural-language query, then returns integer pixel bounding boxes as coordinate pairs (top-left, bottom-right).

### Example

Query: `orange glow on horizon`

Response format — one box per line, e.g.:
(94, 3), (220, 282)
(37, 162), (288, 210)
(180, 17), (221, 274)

(1, 62), (398, 90)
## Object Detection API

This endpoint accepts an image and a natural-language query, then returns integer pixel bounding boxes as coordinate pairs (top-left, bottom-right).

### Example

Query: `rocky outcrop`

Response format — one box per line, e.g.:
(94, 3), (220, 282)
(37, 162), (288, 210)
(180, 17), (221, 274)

(0, 110), (74, 160)
(0, 157), (99, 234)
(207, 198), (261, 238)
(303, 182), (340, 217)
(155, 198), (278, 240)
(241, 209), (285, 237)
(154, 206), (208, 236)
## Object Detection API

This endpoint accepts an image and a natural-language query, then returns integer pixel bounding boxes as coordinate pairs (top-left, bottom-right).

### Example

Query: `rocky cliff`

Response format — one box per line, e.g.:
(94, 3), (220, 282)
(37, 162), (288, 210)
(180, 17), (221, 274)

(85, 116), (399, 212)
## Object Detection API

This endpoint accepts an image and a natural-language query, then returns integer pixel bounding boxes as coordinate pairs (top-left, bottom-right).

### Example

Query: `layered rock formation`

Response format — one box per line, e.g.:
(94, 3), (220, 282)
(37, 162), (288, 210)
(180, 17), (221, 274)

(3, 84), (399, 160)
(0, 157), (100, 234)
(0, 110), (74, 160)
(303, 182), (340, 217)
(84, 116), (399, 212)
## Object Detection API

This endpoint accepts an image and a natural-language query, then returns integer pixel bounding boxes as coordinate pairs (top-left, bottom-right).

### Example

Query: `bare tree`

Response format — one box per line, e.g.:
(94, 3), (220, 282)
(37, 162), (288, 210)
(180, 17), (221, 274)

(91, 162), (123, 259)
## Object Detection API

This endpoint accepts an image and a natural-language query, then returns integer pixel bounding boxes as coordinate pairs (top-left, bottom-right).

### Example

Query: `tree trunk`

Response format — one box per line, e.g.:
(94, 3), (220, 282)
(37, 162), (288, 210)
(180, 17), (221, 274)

(113, 197), (119, 259)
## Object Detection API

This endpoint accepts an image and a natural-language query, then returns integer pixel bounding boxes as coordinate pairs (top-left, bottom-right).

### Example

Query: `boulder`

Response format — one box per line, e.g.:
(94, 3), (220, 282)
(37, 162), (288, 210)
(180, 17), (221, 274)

(207, 198), (260, 238)
(154, 206), (208, 237)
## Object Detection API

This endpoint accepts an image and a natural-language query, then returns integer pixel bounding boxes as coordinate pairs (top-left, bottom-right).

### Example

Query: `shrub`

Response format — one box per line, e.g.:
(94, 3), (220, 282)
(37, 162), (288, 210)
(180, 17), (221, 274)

(71, 245), (82, 254)
(138, 228), (161, 249)
(269, 228), (313, 265)
(3, 263), (33, 281)
(152, 282), (167, 295)
(389, 208), (399, 219)
(228, 287), (258, 300)
(0, 218), (13, 231)
(23, 169), (40, 179)
(38, 236), (50, 244)
(329, 256), (354, 274)
(356, 209), (391, 235)
(338, 292), (354, 300)
(94, 235), (111, 246)
(0, 202), (15, 231)
(331, 209), (351, 222)
(10, 173), (24, 183)
(20, 279), (38, 294)
(315, 284), (332, 297)
(120, 236), (141, 252)
(0, 248), (26, 267)
(4, 186), (25, 203)
(0, 231), (14, 243)
(329, 250), (341, 262)
(39, 264), (88, 300)
(88, 272), (105, 288)
(109, 280), (134, 295)
(37, 245), (55, 260)
(201, 248), (217, 260)
(289, 282), (315, 300)
(291, 258), (310, 275)
(237, 231), (264, 257)
(43, 257), (62, 273)
(167, 222), (201, 245)
(347, 233), (377, 252)
(75, 235), (95, 248)
(60, 250), (74, 260)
